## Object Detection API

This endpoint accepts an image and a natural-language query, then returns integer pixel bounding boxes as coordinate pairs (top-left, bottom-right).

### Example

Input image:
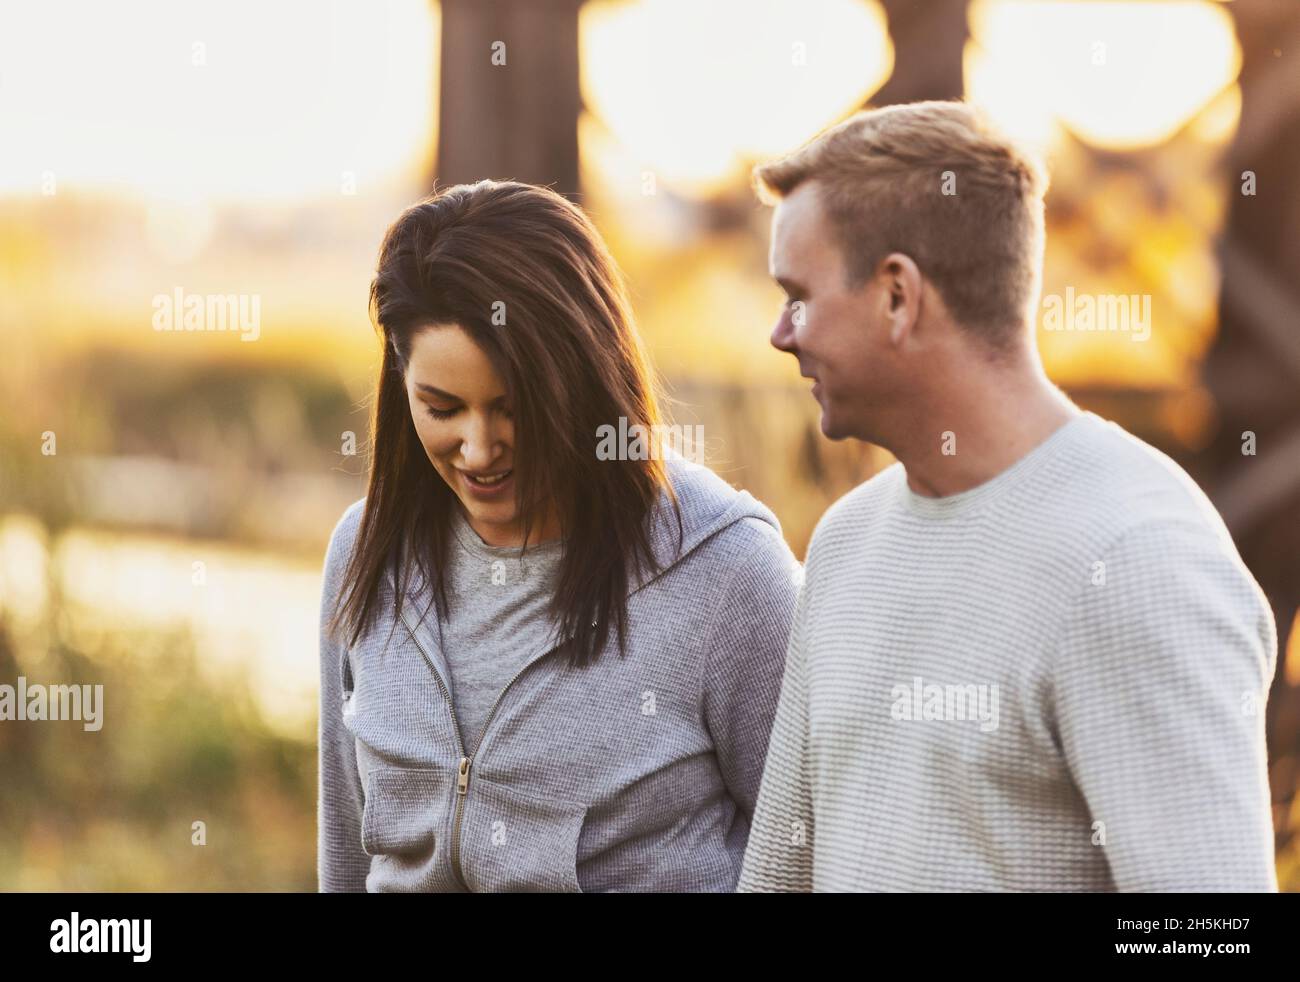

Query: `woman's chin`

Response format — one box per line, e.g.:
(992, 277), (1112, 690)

(454, 497), (520, 537)
(459, 498), (516, 525)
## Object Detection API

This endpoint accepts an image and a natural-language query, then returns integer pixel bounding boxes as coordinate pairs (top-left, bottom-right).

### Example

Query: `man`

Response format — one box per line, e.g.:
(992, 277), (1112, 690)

(737, 100), (1278, 892)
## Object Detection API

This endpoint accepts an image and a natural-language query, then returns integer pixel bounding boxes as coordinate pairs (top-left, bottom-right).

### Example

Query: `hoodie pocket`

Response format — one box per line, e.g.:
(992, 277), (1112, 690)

(361, 766), (450, 858)
(459, 776), (588, 893)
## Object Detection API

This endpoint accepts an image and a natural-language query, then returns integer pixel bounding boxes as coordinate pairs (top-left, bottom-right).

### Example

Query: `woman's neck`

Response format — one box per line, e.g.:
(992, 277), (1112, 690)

(462, 506), (563, 549)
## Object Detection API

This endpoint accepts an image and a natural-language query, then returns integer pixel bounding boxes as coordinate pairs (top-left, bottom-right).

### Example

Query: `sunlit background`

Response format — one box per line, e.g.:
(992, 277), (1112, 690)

(1, 0), (1297, 890)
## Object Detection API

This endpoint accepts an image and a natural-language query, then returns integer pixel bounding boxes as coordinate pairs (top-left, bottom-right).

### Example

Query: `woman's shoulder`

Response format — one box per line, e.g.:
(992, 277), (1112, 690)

(323, 496), (367, 581)
(698, 512), (794, 575)
(662, 464), (796, 587)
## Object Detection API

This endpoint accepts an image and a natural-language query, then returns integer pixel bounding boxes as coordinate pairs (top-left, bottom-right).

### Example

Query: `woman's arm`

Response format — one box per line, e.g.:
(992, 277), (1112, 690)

(700, 518), (800, 822)
(317, 506), (370, 892)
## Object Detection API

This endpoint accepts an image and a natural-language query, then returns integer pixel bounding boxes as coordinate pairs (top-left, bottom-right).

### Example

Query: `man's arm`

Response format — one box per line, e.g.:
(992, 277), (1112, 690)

(736, 560), (815, 892)
(1053, 518), (1278, 891)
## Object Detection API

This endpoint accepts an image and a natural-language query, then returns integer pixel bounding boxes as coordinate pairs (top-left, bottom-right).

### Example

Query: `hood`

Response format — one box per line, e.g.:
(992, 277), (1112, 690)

(632, 449), (781, 593)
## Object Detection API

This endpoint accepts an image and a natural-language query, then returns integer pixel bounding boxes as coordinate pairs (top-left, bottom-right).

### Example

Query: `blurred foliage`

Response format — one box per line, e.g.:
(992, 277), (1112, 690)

(0, 607), (315, 891)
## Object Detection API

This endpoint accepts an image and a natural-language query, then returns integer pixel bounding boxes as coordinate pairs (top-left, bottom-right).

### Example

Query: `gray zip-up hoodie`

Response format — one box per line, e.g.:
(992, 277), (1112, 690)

(317, 456), (799, 891)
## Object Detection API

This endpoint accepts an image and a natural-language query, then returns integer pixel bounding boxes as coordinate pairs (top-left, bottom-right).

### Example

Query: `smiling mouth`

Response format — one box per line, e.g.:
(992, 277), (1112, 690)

(460, 468), (513, 491)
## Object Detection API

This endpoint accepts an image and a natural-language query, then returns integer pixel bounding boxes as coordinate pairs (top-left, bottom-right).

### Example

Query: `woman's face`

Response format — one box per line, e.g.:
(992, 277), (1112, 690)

(404, 323), (539, 548)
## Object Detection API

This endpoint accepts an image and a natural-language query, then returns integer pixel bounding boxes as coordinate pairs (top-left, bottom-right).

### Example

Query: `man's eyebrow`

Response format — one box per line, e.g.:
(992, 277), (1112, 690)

(774, 275), (807, 296)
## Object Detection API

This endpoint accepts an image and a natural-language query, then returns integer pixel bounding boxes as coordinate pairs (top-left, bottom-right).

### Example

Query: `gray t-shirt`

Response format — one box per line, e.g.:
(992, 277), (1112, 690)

(437, 507), (564, 753)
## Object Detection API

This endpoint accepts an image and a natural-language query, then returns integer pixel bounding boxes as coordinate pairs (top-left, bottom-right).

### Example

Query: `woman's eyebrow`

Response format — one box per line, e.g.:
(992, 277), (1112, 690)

(415, 383), (461, 400)
(415, 383), (508, 406)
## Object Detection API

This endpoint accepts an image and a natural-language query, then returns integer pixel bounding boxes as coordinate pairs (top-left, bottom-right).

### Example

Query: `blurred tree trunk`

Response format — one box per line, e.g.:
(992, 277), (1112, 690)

(1200, 0), (1300, 855)
(872, 0), (969, 106)
(434, 0), (583, 198)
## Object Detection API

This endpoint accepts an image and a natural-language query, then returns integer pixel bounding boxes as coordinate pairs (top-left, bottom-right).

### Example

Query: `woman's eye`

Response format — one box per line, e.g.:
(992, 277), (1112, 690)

(425, 405), (458, 420)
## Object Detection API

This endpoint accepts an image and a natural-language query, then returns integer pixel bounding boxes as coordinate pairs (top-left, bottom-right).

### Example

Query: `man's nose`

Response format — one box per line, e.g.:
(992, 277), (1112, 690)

(770, 309), (797, 354)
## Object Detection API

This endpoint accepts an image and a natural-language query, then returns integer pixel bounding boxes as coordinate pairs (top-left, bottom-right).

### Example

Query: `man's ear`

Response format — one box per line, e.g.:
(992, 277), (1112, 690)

(879, 252), (923, 347)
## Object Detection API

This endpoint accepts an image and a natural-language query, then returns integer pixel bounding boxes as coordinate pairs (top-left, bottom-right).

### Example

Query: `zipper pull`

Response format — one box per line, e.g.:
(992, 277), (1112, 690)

(456, 756), (471, 795)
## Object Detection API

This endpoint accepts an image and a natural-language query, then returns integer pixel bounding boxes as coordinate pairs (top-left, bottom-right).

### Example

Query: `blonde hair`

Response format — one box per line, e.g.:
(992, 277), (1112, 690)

(754, 100), (1049, 349)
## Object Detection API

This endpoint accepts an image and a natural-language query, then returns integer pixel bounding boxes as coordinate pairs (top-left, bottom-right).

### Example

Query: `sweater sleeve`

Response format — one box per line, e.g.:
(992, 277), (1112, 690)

(317, 510), (370, 892)
(700, 520), (800, 822)
(735, 549), (815, 893)
(1052, 518), (1278, 891)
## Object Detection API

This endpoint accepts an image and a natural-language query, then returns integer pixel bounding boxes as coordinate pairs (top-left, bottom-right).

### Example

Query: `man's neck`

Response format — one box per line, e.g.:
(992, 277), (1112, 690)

(890, 357), (1080, 499)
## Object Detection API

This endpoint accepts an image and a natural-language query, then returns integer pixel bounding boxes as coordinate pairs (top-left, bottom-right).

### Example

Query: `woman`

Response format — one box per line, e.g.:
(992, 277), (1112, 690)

(318, 180), (799, 892)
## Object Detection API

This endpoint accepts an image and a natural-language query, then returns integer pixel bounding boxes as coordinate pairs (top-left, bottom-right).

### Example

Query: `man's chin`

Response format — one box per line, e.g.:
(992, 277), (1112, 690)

(817, 408), (850, 441)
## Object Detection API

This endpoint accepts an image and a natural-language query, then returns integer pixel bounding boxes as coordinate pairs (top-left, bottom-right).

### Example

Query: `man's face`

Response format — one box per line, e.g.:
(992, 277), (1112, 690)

(768, 181), (888, 441)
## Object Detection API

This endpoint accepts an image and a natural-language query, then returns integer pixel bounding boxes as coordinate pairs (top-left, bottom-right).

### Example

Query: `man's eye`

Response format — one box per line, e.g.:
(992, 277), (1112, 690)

(425, 405), (458, 420)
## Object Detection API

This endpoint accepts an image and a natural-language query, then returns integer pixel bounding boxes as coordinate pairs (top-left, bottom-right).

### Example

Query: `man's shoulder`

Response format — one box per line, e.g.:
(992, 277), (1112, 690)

(1054, 422), (1276, 671)
(803, 416), (1240, 561)
(808, 461), (906, 553)
(1055, 414), (1234, 546)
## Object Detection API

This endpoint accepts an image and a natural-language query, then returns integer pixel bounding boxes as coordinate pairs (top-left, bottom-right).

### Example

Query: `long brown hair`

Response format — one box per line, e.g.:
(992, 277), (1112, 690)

(329, 180), (680, 668)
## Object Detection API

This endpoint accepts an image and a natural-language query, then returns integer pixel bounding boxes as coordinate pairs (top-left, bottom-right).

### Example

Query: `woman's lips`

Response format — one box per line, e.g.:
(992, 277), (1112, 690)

(460, 468), (514, 500)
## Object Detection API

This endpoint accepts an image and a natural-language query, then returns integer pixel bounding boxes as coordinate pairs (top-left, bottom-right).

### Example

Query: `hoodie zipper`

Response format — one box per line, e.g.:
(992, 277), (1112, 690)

(398, 605), (571, 892)
(395, 617), (471, 890)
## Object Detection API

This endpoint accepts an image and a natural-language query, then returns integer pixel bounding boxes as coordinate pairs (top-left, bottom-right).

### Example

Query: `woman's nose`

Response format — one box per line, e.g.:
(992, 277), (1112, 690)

(458, 414), (504, 469)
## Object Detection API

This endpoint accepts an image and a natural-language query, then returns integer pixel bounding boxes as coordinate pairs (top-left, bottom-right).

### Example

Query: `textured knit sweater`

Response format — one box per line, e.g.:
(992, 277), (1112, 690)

(737, 411), (1278, 892)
